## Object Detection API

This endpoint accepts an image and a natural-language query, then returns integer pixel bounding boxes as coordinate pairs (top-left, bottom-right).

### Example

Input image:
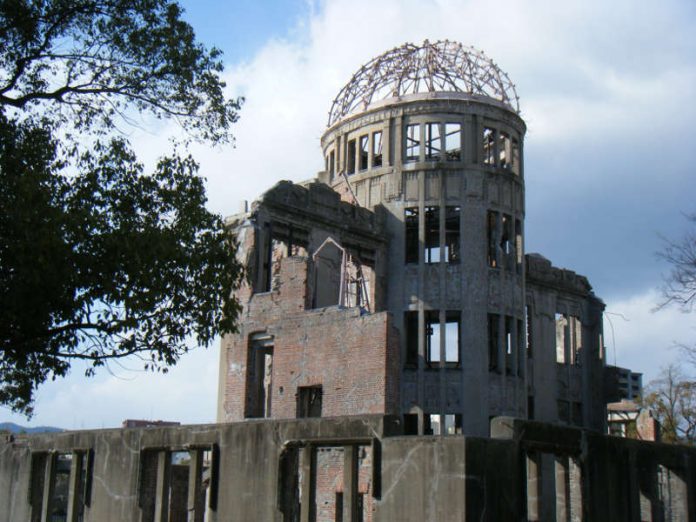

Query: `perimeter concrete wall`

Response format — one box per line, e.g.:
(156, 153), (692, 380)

(1, 416), (694, 521)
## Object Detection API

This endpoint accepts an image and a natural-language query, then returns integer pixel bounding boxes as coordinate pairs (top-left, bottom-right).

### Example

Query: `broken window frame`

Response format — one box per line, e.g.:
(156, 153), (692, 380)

(505, 316), (514, 375)
(329, 150), (336, 180)
(483, 127), (496, 166)
(425, 311), (440, 366)
(498, 131), (512, 169)
(245, 332), (274, 419)
(512, 138), (520, 175)
(488, 313), (500, 373)
(515, 218), (523, 274)
(444, 311), (461, 366)
(359, 135), (369, 171)
(425, 122), (441, 161)
(445, 123), (462, 162)
(444, 414), (463, 435)
(347, 139), (357, 175)
(555, 313), (567, 364)
(404, 311), (418, 368)
(525, 305), (533, 359)
(138, 446), (219, 522)
(372, 130), (383, 168)
(444, 206), (460, 264)
(424, 206), (440, 263)
(500, 213), (512, 271)
(404, 207), (419, 264)
(29, 449), (94, 522)
(259, 222), (309, 293)
(487, 210), (499, 268)
(297, 385), (323, 418)
(405, 123), (421, 162)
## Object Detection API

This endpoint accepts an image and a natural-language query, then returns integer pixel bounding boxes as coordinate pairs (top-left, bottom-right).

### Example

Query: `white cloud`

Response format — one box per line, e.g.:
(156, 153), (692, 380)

(604, 289), (696, 384)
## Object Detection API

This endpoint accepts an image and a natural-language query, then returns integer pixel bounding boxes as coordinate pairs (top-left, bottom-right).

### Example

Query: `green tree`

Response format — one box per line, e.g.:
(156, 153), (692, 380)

(640, 364), (696, 444)
(0, 0), (244, 415)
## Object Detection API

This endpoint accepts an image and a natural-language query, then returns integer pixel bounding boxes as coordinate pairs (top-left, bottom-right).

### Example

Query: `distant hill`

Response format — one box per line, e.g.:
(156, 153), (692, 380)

(0, 422), (63, 434)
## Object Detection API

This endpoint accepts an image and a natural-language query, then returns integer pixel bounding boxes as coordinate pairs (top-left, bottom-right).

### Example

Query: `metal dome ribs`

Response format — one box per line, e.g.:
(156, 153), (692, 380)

(327, 40), (519, 127)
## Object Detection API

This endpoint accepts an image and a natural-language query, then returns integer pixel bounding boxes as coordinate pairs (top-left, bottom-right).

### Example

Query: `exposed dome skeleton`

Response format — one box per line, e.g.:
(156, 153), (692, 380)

(327, 40), (520, 127)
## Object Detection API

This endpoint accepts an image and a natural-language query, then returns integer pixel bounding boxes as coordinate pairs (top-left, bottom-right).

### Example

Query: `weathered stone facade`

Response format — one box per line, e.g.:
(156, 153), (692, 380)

(218, 47), (607, 437)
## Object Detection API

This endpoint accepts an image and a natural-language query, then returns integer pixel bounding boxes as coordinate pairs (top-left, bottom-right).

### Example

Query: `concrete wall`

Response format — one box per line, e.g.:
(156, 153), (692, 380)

(2, 416), (694, 522)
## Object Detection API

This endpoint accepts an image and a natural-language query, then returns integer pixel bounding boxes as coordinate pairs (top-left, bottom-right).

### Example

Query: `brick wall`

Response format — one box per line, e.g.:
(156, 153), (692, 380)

(221, 256), (400, 422)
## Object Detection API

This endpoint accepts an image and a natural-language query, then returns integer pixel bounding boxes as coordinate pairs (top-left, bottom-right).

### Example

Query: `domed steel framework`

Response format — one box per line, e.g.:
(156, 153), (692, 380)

(328, 40), (520, 127)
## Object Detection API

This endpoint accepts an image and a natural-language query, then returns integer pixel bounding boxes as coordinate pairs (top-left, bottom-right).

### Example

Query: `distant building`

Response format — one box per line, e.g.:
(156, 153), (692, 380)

(605, 365), (643, 402)
(121, 419), (180, 429)
(607, 400), (660, 442)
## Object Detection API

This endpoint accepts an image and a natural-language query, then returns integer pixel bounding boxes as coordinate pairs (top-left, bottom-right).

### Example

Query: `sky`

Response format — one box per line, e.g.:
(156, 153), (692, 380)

(3, 0), (696, 429)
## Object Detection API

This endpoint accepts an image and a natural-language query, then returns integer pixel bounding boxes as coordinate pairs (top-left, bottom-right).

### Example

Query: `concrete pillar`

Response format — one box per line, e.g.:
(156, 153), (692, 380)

(40, 453), (55, 522)
(187, 449), (203, 522)
(343, 445), (359, 522)
(526, 452), (541, 521)
(299, 446), (315, 522)
(66, 451), (84, 522)
(555, 456), (569, 522)
(154, 451), (171, 522)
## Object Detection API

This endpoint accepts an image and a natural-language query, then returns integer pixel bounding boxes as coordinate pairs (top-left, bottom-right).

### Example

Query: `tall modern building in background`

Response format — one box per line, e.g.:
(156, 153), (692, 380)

(218, 40), (607, 435)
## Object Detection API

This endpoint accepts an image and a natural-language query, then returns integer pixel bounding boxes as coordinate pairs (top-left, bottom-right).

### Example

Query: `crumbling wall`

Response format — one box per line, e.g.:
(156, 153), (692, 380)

(525, 254), (606, 432)
(1, 417), (695, 522)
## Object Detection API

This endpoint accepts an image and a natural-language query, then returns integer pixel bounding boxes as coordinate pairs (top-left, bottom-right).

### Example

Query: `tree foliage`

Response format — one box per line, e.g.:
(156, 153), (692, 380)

(640, 364), (696, 444)
(0, 0), (244, 415)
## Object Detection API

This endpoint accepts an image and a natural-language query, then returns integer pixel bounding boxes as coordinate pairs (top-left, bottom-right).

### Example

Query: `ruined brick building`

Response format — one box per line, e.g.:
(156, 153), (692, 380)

(217, 40), (607, 436)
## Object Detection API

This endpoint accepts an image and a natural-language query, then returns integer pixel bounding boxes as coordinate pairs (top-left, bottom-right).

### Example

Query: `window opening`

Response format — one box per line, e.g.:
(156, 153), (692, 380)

(425, 414), (440, 435)
(505, 316), (513, 375)
(403, 414), (419, 435)
(405, 311), (418, 368)
(406, 124), (420, 162)
(372, 131), (383, 168)
(526, 306), (533, 358)
(424, 206), (440, 263)
(488, 314), (500, 372)
(572, 402), (583, 426)
(517, 318), (524, 374)
(347, 139), (356, 175)
(555, 313), (567, 364)
(260, 223), (309, 292)
(483, 127), (495, 165)
(246, 333), (274, 418)
(329, 150), (335, 180)
(425, 311), (440, 365)
(404, 208), (419, 264)
(515, 218), (523, 274)
(297, 386), (322, 418)
(169, 451), (190, 521)
(444, 414), (463, 435)
(425, 122), (441, 160)
(500, 214), (512, 271)
(445, 311), (460, 364)
(445, 123), (462, 161)
(558, 400), (570, 423)
(445, 206), (460, 263)
(499, 131), (511, 169)
(48, 453), (72, 522)
(487, 211), (498, 268)
(570, 316), (582, 366)
(359, 135), (369, 171)
(512, 138), (520, 175)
